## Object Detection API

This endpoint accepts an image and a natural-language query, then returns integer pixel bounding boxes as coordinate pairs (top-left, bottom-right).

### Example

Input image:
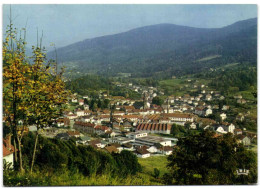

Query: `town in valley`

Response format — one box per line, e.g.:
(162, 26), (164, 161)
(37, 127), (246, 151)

(3, 4), (257, 186)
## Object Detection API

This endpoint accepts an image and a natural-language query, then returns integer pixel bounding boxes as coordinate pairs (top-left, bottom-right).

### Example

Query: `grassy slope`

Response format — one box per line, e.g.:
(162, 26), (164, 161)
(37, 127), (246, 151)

(4, 171), (162, 186)
(158, 77), (212, 96)
(138, 156), (169, 178)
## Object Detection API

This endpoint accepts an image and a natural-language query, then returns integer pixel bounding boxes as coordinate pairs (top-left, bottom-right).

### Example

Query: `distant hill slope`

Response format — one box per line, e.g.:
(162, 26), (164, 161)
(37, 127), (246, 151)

(47, 18), (257, 77)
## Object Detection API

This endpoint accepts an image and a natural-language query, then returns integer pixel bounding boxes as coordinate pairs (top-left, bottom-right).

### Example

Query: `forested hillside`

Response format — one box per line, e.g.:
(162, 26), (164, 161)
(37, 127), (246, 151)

(47, 18), (257, 77)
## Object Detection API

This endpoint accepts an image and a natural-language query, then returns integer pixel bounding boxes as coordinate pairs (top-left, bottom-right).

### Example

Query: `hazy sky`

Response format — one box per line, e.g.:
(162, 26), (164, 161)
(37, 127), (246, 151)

(2, 4), (257, 50)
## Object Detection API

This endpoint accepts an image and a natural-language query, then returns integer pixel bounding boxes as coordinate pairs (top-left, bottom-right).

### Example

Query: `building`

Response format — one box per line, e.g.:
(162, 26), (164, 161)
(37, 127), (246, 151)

(205, 94), (212, 101)
(71, 98), (78, 103)
(222, 123), (235, 134)
(57, 117), (70, 127)
(3, 136), (15, 168)
(195, 107), (212, 116)
(136, 123), (172, 134)
(237, 135), (251, 146)
(234, 128), (243, 135)
(75, 109), (85, 117)
(237, 99), (246, 104)
(214, 125), (227, 134)
(189, 122), (197, 129)
(236, 114), (245, 122)
(133, 135), (172, 147)
(66, 112), (77, 120)
(158, 146), (173, 155)
(109, 137), (134, 145)
(125, 132), (148, 139)
(222, 105), (230, 111)
(79, 99), (84, 106)
(89, 139), (103, 149)
(104, 146), (119, 153)
(220, 113), (227, 121)
(163, 113), (195, 125)
(134, 146), (150, 158)
(74, 122), (96, 134)
(67, 130), (81, 138)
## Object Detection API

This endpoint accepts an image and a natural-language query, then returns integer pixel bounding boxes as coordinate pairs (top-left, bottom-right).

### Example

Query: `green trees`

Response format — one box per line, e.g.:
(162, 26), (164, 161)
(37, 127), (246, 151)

(65, 75), (112, 96)
(163, 131), (257, 185)
(210, 66), (257, 92)
(3, 16), (69, 173)
(152, 96), (164, 106)
(87, 98), (110, 111)
(112, 150), (142, 176)
(3, 134), (143, 186)
(153, 168), (160, 179)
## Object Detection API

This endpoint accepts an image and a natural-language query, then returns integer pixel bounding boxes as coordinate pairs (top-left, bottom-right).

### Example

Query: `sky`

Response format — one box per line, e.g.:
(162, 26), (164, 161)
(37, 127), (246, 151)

(2, 4), (258, 50)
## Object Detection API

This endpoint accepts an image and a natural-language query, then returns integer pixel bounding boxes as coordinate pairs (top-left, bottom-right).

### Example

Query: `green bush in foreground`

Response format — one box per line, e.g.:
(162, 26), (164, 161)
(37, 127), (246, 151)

(4, 132), (152, 186)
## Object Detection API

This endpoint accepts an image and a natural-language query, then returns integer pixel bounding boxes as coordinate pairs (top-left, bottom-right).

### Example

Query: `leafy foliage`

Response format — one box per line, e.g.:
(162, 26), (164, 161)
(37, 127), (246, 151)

(164, 131), (257, 185)
(209, 66), (256, 92)
(152, 96), (164, 106)
(3, 20), (70, 173)
(18, 133), (142, 178)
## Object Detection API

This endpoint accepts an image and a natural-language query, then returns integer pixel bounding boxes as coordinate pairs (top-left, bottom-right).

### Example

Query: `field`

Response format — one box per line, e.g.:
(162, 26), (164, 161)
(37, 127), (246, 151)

(158, 78), (188, 96)
(158, 77), (213, 96)
(138, 156), (169, 178)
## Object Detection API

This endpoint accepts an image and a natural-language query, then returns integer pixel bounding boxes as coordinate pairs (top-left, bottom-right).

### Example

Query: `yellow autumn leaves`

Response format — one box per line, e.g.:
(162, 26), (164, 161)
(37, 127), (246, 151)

(3, 25), (70, 129)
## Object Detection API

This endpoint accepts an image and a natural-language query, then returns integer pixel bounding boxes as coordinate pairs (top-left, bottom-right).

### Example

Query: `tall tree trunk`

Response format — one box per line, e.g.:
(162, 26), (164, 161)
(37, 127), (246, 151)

(13, 137), (17, 162)
(13, 137), (18, 171)
(16, 136), (24, 173)
(31, 131), (39, 173)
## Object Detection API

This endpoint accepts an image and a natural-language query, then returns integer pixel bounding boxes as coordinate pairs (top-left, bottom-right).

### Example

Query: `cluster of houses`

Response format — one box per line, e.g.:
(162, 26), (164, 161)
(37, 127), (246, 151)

(47, 89), (254, 158)
(64, 87), (254, 138)
(56, 130), (175, 158)
(3, 82), (255, 168)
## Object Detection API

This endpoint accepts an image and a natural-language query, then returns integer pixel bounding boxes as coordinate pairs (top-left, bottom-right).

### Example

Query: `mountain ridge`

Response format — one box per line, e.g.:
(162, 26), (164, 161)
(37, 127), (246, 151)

(47, 17), (257, 77)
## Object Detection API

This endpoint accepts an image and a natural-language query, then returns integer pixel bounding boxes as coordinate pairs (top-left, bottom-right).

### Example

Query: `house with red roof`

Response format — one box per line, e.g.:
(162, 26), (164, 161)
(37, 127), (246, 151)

(67, 130), (81, 138)
(136, 123), (172, 134)
(3, 135), (16, 168)
(78, 99), (84, 105)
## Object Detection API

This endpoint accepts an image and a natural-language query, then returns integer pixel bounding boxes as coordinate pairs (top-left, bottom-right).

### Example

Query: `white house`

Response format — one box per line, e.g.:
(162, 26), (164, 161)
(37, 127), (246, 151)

(79, 99), (84, 106)
(158, 146), (173, 155)
(135, 146), (151, 158)
(220, 113), (227, 121)
(222, 123), (235, 134)
(83, 95), (90, 99)
(205, 108), (212, 116)
(215, 126), (227, 134)
(147, 146), (158, 153)
(66, 112), (77, 120)
(222, 105), (230, 111)
(125, 132), (148, 139)
(205, 94), (212, 101)
(75, 109), (85, 117)
(71, 98), (78, 103)
(189, 122), (197, 129)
